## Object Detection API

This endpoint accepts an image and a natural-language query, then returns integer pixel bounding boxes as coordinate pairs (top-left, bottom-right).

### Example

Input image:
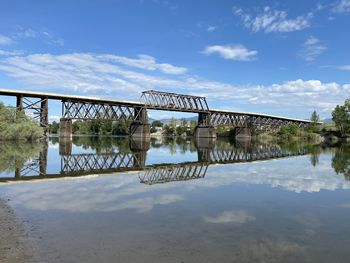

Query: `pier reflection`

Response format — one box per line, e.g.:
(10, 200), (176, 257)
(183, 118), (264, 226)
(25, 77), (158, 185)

(0, 137), (345, 184)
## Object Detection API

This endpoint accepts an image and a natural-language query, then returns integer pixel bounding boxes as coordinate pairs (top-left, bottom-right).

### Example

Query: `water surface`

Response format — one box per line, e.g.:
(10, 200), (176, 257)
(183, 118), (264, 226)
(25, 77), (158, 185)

(1, 136), (350, 262)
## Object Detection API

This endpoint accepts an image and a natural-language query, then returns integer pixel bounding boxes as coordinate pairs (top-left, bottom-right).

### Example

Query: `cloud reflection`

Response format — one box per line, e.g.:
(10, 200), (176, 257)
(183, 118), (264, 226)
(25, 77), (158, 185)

(204, 210), (255, 224)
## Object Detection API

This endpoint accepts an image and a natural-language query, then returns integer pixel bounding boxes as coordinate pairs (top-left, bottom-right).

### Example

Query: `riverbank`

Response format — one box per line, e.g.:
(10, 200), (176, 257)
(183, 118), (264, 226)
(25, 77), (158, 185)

(0, 198), (38, 263)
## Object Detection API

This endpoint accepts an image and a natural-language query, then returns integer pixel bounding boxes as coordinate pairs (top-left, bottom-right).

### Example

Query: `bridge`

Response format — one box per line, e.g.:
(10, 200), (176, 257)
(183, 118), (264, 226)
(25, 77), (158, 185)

(0, 88), (317, 139)
(0, 140), (310, 183)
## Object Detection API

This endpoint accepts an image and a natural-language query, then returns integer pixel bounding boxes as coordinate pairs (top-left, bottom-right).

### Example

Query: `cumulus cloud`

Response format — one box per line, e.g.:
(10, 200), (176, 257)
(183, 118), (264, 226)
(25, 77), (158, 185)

(202, 44), (257, 61)
(233, 6), (312, 33)
(0, 52), (349, 115)
(204, 210), (255, 224)
(0, 35), (13, 45)
(299, 36), (327, 62)
(331, 0), (350, 13)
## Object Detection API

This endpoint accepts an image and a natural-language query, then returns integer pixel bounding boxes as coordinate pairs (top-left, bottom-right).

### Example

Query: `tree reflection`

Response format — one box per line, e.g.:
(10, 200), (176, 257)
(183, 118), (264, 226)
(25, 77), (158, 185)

(332, 144), (350, 180)
(0, 143), (43, 172)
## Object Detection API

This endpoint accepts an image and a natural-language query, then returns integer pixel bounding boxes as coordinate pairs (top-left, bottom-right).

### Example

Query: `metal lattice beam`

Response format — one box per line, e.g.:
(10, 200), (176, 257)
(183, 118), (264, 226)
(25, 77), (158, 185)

(19, 97), (49, 133)
(141, 90), (209, 112)
(62, 100), (147, 122)
(209, 111), (309, 130)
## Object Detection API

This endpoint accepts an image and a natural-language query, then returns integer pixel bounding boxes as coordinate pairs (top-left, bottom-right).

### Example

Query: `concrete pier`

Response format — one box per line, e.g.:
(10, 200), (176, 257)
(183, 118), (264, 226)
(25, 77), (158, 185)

(59, 118), (73, 139)
(194, 126), (217, 138)
(129, 122), (151, 139)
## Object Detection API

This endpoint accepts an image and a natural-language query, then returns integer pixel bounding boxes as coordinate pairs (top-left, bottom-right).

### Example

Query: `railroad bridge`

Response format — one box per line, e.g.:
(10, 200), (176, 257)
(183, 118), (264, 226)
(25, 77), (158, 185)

(0, 88), (316, 139)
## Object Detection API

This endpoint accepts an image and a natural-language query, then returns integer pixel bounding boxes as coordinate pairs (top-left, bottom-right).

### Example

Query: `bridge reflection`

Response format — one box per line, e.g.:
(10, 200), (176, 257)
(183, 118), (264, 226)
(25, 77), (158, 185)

(0, 138), (311, 183)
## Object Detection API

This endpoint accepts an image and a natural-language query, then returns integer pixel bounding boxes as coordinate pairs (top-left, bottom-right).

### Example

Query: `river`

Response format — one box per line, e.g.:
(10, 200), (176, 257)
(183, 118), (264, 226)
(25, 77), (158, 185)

(1, 136), (350, 262)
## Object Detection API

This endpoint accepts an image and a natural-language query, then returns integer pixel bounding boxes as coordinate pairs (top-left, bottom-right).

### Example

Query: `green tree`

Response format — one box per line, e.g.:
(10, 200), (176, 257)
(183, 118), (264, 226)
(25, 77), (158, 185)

(151, 120), (163, 127)
(332, 101), (350, 137)
(0, 103), (43, 141)
(310, 110), (320, 124)
(49, 121), (59, 134)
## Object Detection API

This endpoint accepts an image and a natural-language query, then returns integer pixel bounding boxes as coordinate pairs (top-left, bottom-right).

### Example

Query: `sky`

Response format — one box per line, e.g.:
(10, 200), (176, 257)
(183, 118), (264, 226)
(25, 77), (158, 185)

(0, 0), (349, 121)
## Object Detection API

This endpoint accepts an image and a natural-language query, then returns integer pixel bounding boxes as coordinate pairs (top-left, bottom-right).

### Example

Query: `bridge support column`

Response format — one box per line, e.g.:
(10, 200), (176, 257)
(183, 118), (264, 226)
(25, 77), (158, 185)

(195, 112), (216, 138)
(40, 98), (49, 136)
(129, 107), (150, 139)
(194, 126), (216, 138)
(59, 118), (73, 139)
(233, 127), (252, 139)
(16, 95), (23, 111)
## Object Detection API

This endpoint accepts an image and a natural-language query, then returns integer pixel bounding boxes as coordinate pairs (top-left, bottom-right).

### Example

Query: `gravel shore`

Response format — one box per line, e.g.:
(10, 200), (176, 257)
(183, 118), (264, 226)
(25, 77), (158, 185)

(0, 198), (38, 263)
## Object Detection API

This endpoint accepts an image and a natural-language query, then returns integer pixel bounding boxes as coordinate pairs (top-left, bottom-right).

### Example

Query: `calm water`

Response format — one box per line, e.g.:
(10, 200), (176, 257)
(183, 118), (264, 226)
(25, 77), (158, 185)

(1, 136), (350, 262)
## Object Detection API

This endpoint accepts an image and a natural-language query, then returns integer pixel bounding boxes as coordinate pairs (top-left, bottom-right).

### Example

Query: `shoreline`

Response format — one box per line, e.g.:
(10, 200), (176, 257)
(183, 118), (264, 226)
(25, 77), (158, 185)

(0, 198), (38, 263)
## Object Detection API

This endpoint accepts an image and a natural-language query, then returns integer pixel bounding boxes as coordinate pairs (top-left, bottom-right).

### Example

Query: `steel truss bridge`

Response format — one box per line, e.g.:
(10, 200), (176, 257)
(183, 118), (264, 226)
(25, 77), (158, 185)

(0, 89), (317, 137)
(1, 143), (309, 183)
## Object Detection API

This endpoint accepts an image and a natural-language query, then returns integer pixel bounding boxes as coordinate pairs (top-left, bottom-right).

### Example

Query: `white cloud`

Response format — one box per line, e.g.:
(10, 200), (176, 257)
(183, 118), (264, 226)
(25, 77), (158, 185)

(202, 44), (257, 61)
(332, 0), (350, 13)
(0, 35), (13, 45)
(15, 27), (37, 38)
(207, 26), (216, 32)
(0, 52), (349, 116)
(337, 65), (350, 71)
(0, 50), (24, 56)
(204, 210), (255, 224)
(41, 31), (64, 46)
(299, 36), (327, 62)
(99, 54), (187, 74)
(234, 6), (312, 33)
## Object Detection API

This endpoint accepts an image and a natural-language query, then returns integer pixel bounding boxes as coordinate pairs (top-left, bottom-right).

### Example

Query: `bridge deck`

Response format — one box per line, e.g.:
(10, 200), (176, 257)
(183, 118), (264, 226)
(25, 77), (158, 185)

(0, 88), (144, 107)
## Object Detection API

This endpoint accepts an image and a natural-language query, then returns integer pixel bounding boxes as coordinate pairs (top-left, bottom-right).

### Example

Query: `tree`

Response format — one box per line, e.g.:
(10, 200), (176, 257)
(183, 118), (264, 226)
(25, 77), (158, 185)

(49, 121), (59, 134)
(308, 110), (320, 132)
(151, 120), (163, 127)
(332, 100), (350, 137)
(310, 110), (320, 124)
(0, 102), (43, 141)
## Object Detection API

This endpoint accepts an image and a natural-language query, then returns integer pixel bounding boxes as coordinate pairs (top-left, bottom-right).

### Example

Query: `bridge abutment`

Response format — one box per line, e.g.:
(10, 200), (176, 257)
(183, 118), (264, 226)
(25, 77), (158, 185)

(59, 118), (73, 139)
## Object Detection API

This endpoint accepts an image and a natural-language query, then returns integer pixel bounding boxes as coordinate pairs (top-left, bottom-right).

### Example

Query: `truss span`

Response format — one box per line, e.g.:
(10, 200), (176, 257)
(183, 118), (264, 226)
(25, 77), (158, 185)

(61, 100), (147, 122)
(141, 90), (209, 113)
(209, 110), (311, 128)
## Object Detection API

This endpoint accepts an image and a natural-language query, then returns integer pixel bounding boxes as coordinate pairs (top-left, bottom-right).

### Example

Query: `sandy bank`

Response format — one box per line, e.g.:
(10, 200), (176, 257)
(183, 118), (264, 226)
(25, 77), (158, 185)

(0, 198), (38, 263)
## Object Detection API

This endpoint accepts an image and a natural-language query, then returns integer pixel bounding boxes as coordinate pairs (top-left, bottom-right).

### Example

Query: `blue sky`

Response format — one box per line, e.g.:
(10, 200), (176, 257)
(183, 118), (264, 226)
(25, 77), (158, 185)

(0, 0), (349, 120)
